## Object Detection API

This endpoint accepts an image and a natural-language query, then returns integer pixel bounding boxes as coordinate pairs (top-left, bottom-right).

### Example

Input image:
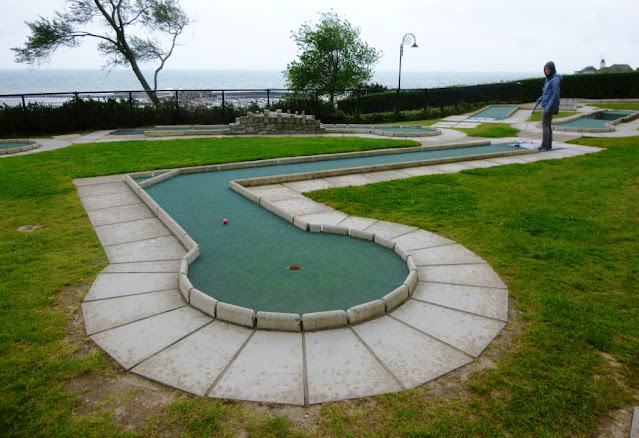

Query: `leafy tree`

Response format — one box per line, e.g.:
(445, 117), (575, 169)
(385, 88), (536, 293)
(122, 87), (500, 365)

(285, 11), (382, 103)
(12, 0), (191, 106)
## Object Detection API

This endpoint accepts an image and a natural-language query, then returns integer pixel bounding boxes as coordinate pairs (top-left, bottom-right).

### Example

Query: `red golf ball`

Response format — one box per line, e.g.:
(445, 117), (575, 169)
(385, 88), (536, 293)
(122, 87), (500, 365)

(223, 218), (228, 224)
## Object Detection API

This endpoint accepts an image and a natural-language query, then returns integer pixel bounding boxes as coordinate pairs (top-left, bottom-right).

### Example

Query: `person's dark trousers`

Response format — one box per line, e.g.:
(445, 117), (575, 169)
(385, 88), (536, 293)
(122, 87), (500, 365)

(541, 110), (554, 149)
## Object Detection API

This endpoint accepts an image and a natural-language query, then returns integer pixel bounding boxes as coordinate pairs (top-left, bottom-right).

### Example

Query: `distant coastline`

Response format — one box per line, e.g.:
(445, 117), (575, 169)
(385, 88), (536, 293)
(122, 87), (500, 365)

(0, 68), (540, 95)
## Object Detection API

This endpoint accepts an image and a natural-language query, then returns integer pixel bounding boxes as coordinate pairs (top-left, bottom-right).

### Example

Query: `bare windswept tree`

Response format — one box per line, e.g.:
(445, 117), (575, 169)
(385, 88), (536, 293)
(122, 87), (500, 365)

(12, 0), (191, 105)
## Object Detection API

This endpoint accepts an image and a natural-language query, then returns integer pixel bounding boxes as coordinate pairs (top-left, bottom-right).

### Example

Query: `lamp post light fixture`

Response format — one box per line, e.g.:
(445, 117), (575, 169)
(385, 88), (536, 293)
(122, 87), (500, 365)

(396, 33), (418, 115)
(398, 33), (418, 91)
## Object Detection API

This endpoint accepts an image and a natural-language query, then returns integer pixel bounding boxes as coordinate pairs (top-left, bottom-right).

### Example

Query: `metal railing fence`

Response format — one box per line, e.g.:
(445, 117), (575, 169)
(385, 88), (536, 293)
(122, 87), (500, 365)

(0, 82), (528, 136)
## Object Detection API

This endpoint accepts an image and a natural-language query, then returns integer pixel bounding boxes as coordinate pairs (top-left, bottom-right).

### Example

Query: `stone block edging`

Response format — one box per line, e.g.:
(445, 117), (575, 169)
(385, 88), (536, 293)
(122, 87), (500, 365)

(123, 145), (523, 332)
(0, 139), (40, 155)
(126, 165), (416, 332)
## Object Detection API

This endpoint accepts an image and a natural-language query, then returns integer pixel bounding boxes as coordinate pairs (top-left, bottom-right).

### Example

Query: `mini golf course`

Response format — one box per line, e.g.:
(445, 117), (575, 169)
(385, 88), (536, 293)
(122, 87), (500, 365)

(141, 141), (532, 316)
(76, 138), (603, 404)
(464, 105), (519, 122)
(553, 109), (639, 132)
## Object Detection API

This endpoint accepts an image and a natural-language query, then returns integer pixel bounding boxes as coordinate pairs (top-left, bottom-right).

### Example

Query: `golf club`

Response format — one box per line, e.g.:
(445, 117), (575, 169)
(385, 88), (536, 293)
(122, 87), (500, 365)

(515, 103), (539, 147)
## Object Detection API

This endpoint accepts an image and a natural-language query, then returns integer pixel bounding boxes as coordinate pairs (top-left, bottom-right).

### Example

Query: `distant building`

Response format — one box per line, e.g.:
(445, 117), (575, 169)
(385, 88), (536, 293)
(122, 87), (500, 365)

(574, 59), (634, 74)
(600, 64), (633, 73)
(574, 66), (599, 74)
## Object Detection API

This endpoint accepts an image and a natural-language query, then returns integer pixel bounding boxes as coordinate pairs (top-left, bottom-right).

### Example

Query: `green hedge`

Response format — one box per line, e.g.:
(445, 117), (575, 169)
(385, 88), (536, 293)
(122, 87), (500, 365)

(340, 71), (639, 114)
(340, 82), (523, 114)
(0, 98), (245, 137)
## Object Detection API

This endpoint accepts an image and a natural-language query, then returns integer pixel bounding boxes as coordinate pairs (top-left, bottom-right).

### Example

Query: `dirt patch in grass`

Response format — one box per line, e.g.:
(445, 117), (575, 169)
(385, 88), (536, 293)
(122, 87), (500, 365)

(58, 282), (180, 433)
(594, 406), (636, 438)
(66, 372), (179, 432)
(17, 224), (43, 232)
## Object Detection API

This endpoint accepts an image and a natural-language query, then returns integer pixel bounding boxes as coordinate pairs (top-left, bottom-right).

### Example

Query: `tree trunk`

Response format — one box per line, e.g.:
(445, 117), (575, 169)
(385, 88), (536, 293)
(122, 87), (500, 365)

(129, 59), (160, 107)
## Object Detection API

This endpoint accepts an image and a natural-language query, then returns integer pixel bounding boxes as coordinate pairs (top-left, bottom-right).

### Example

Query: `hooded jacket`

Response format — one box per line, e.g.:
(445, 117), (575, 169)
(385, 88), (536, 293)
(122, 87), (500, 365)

(538, 61), (562, 113)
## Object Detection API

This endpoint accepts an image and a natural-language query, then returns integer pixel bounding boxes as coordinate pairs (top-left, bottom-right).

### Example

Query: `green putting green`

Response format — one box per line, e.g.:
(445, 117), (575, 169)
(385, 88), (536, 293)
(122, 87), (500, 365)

(466, 105), (519, 121)
(557, 110), (637, 129)
(1, 141), (31, 150)
(144, 143), (523, 314)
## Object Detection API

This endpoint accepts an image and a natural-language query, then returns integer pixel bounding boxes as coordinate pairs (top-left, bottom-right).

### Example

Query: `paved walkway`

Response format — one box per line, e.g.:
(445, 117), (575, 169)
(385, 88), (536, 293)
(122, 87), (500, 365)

(74, 139), (603, 405)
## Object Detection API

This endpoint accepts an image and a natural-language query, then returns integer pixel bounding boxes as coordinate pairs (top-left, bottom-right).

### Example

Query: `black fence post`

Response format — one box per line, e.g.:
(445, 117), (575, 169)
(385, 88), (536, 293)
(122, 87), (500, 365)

(423, 89), (429, 118)
(222, 90), (226, 122)
(74, 92), (82, 131)
(174, 90), (179, 124)
(128, 91), (134, 127)
(356, 89), (360, 123)
(267, 89), (270, 108)
(21, 95), (27, 134)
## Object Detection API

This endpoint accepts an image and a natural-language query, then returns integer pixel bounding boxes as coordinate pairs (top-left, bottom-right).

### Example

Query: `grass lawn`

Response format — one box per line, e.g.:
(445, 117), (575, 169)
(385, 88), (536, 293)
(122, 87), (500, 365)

(593, 103), (639, 111)
(530, 111), (578, 122)
(453, 123), (519, 138)
(1, 134), (637, 437)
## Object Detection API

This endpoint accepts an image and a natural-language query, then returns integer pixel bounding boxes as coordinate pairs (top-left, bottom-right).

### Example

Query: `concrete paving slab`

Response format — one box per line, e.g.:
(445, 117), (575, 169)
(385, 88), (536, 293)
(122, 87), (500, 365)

(305, 328), (401, 404)
(429, 162), (475, 173)
(323, 174), (379, 187)
(399, 166), (448, 177)
(272, 196), (332, 217)
(90, 306), (212, 369)
(74, 175), (124, 187)
(282, 179), (336, 193)
(76, 181), (132, 198)
(364, 220), (418, 239)
(486, 157), (528, 165)
(133, 321), (251, 396)
(247, 184), (301, 202)
(432, 122), (457, 127)
(104, 236), (186, 263)
(95, 218), (171, 247)
(409, 244), (487, 266)
(353, 316), (472, 389)
(412, 282), (508, 321)
(367, 170), (412, 182)
(337, 215), (378, 231)
(549, 149), (594, 158)
(391, 229), (454, 251)
(631, 406), (639, 438)
(88, 203), (155, 227)
(80, 191), (141, 211)
(85, 272), (179, 301)
(82, 289), (186, 335)
(102, 260), (181, 273)
(392, 300), (506, 357)
(417, 264), (507, 289)
(296, 210), (349, 227)
(210, 331), (304, 405)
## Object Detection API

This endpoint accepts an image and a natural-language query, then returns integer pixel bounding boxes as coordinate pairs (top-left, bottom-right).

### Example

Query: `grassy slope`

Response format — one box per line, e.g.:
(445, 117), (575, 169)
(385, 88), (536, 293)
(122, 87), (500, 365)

(1, 134), (637, 437)
(307, 136), (639, 437)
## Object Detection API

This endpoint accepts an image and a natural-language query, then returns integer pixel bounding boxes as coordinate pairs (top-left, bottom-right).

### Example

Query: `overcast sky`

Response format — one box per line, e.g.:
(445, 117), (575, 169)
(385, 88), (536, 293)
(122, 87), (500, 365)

(1, 0), (638, 74)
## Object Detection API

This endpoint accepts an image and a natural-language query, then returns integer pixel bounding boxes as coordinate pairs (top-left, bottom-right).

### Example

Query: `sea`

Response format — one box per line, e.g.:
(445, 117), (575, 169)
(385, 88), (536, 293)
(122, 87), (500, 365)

(0, 69), (540, 95)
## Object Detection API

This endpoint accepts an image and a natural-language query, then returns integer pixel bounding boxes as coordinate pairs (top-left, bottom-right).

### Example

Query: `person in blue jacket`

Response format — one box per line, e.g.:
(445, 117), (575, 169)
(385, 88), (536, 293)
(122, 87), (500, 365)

(536, 61), (562, 151)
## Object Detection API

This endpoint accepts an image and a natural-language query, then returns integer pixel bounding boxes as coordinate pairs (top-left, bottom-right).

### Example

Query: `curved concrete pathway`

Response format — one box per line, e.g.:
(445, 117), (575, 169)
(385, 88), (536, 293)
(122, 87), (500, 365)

(75, 140), (603, 405)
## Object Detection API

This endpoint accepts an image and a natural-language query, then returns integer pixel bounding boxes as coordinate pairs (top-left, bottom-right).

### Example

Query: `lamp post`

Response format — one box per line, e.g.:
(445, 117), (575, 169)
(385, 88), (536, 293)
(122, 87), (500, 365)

(398, 33), (418, 91)
(396, 33), (418, 115)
